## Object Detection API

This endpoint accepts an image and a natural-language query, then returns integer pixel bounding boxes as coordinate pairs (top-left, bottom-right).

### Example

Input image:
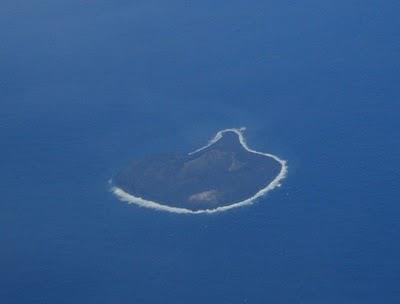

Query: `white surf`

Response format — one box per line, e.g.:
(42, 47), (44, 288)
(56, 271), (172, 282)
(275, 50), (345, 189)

(111, 128), (288, 214)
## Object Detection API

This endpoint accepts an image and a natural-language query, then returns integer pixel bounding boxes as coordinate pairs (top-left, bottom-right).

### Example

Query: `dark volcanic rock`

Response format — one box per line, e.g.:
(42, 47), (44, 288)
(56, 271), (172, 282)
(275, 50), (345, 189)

(113, 131), (282, 211)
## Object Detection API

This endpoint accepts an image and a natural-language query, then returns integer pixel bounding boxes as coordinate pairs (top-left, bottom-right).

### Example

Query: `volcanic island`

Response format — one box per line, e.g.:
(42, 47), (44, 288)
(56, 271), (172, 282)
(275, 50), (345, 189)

(111, 128), (287, 214)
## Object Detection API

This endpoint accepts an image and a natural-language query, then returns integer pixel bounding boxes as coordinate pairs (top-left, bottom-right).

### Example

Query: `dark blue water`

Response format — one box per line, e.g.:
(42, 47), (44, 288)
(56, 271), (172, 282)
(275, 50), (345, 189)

(1, 1), (400, 303)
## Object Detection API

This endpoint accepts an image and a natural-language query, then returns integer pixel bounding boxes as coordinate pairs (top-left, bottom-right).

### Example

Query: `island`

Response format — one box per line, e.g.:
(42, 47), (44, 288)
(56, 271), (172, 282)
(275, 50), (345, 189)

(111, 128), (287, 214)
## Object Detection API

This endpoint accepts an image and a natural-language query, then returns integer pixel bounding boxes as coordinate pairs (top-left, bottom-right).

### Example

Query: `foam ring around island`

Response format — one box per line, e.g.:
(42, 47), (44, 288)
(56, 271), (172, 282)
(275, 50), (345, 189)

(110, 128), (288, 214)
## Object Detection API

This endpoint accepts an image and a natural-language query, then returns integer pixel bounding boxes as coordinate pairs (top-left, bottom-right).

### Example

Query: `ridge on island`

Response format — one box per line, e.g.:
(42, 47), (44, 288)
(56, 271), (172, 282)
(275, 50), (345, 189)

(111, 128), (288, 214)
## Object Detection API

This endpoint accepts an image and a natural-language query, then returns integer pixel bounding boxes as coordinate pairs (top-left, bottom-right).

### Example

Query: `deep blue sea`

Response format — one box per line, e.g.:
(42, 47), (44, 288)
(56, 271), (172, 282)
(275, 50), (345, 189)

(1, 1), (400, 303)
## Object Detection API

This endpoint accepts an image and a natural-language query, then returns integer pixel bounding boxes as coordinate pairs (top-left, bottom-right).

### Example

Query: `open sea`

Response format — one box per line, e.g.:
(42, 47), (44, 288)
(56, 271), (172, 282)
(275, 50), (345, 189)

(1, 1), (399, 303)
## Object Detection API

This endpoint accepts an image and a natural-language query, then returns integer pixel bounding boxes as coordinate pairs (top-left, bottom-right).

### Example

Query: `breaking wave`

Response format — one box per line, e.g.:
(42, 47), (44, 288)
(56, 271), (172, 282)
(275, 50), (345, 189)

(110, 127), (288, 214)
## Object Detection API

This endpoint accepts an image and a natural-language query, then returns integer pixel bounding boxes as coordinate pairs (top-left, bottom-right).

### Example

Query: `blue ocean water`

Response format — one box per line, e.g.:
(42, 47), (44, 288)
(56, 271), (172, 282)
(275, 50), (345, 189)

(1, 1), (399, 303)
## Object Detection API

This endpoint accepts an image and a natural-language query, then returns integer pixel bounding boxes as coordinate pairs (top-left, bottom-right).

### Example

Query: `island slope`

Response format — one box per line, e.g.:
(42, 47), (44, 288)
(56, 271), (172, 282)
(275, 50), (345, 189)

(111, 128), (287, 214)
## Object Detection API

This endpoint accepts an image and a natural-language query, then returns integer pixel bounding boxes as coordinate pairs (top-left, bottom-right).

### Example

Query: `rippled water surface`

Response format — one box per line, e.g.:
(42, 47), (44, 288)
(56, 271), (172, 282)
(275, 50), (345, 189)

(1, 1), (400, 303)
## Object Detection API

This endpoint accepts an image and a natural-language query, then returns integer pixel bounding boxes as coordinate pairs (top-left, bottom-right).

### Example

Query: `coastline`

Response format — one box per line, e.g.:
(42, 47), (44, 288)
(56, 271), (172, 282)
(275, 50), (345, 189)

(111, 128), (288, 214)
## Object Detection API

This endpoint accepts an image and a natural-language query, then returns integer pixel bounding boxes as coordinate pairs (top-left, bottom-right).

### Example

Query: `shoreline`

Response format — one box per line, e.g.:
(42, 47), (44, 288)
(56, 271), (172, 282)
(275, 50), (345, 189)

(111, 127), (288, 214)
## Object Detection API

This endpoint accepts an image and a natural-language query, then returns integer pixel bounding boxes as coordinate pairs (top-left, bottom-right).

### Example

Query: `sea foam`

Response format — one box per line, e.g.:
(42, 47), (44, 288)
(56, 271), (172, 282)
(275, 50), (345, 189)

(111, 128), (288, 214)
